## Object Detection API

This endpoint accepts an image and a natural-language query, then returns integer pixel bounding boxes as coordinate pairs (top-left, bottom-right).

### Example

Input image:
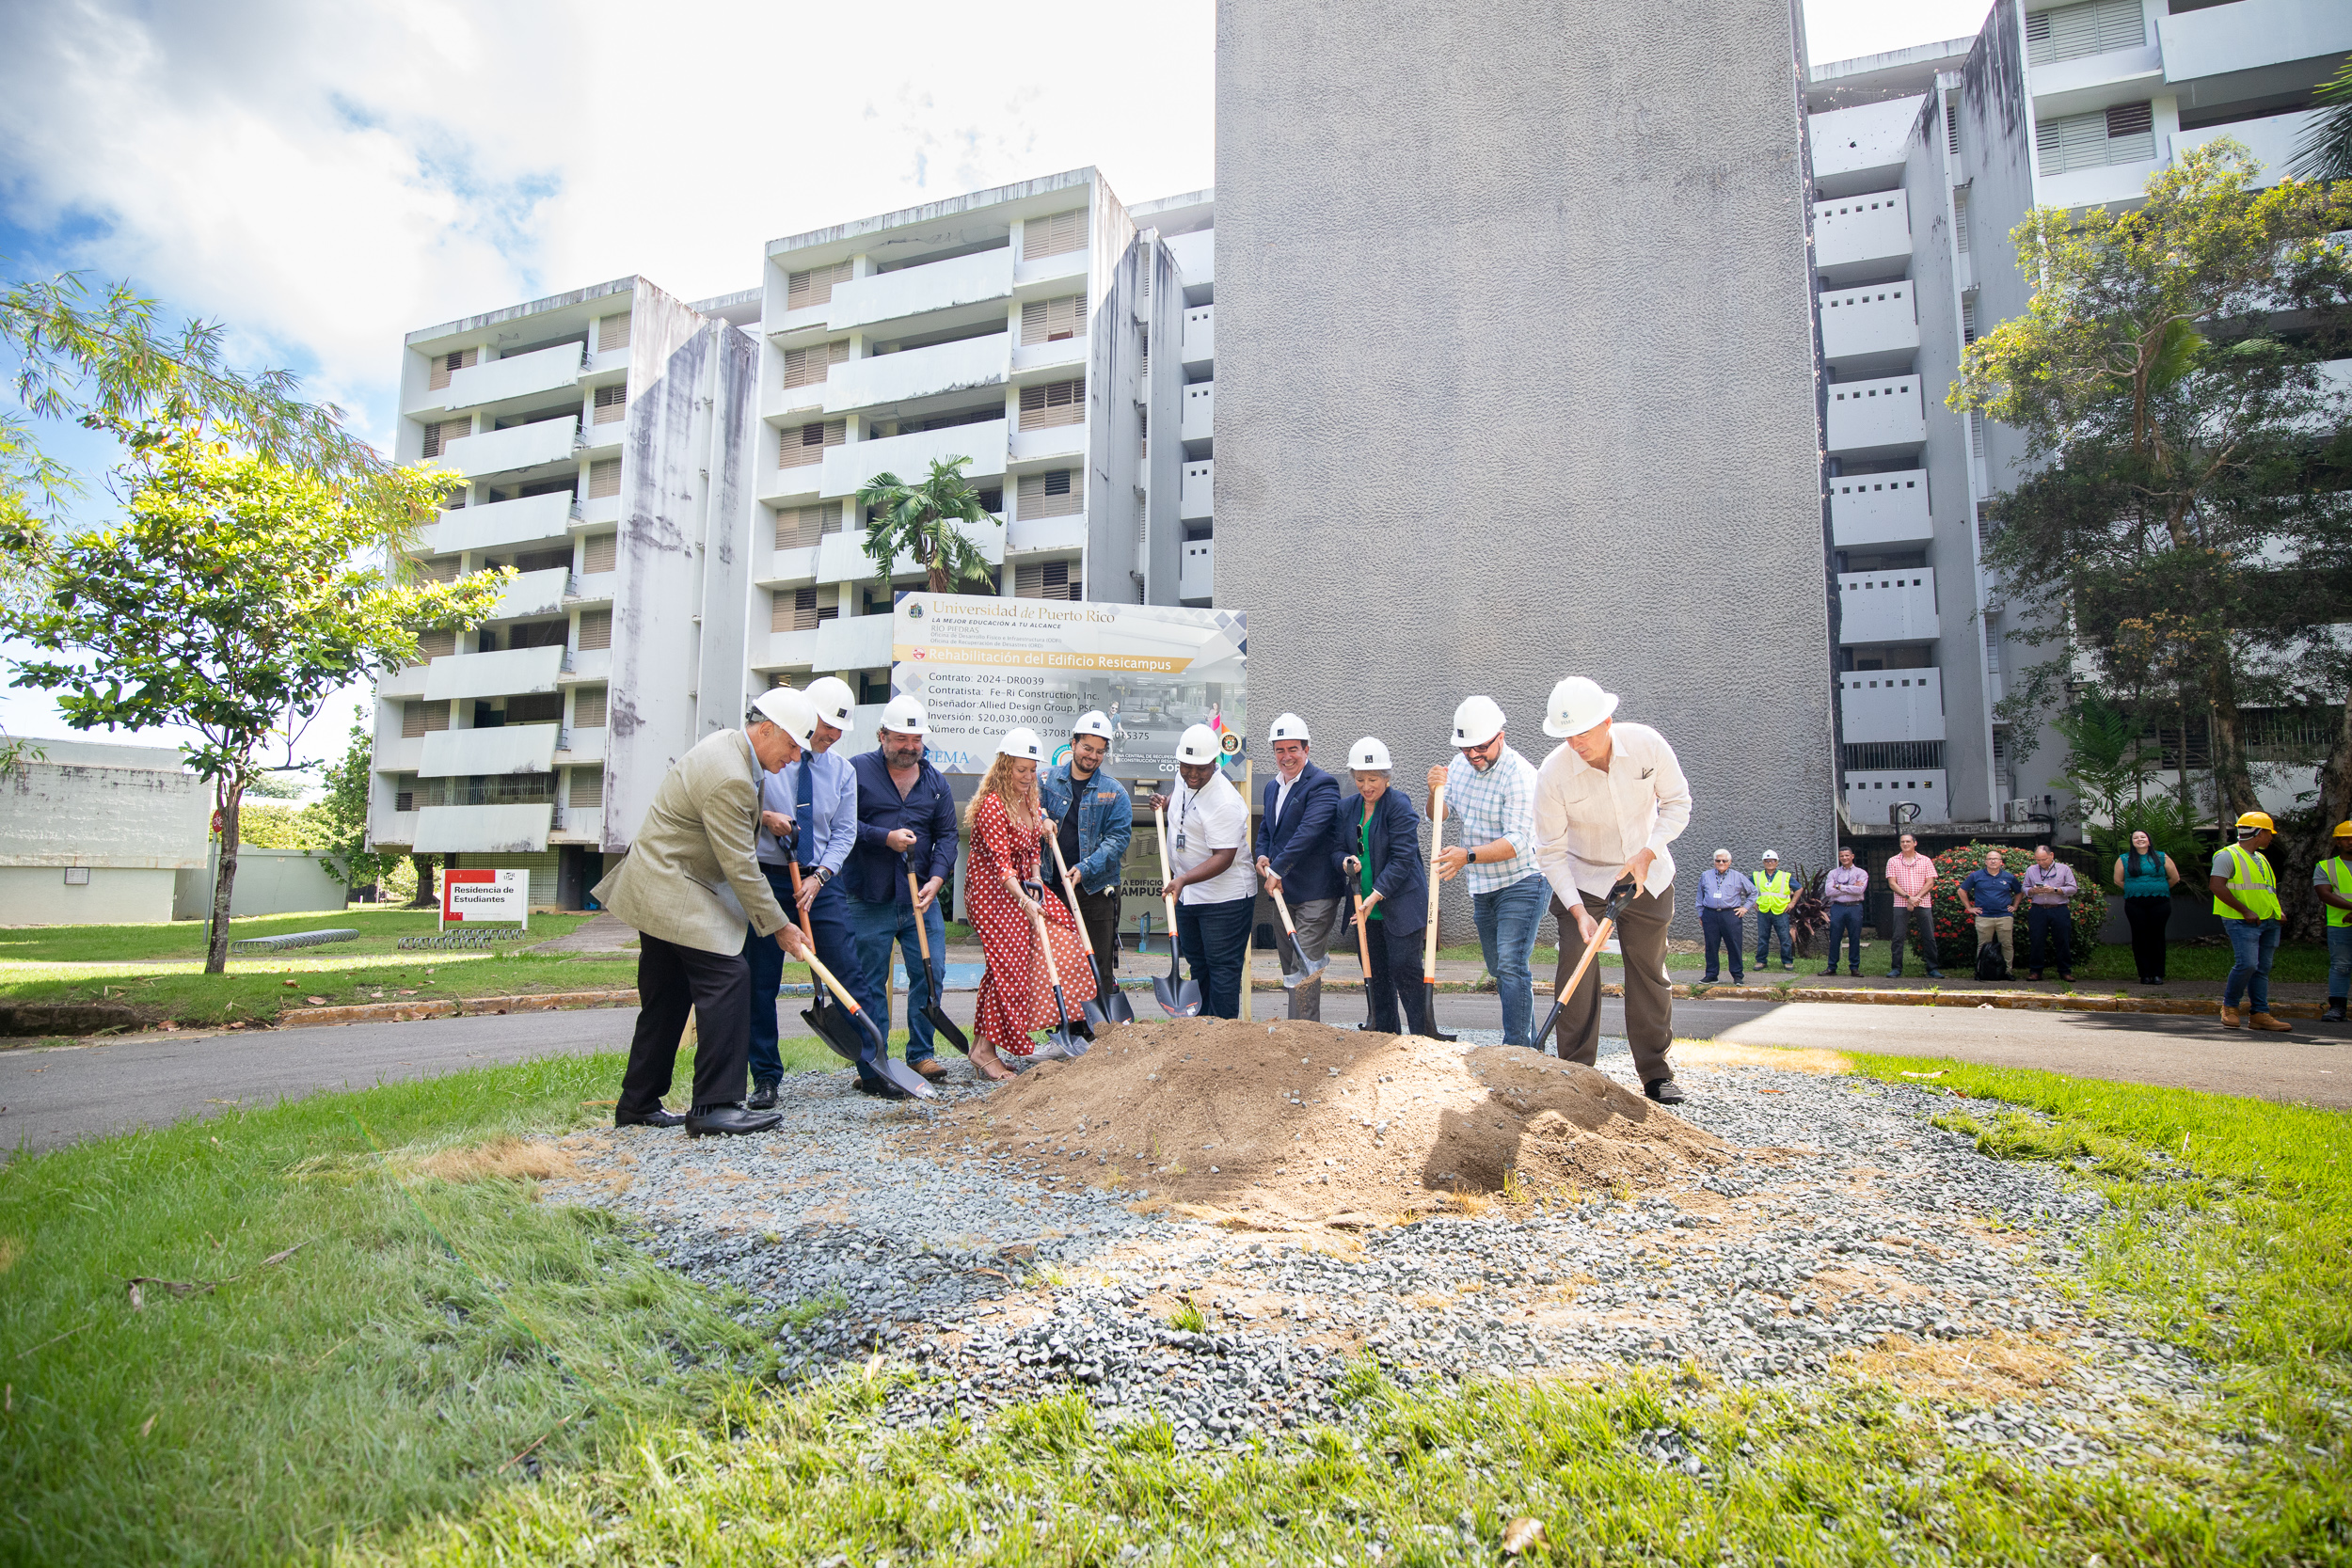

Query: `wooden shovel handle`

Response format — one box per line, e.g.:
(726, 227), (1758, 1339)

(802, 951), (865, 1014)
(1353, 890), (1380, 981)
(1422, 782), (1446, 982)
(906, 869), (934, 964)
(1266, 877), (1298, 936)
(783, 860), (817, 946)
(1153, 799), (1183, 949)
(1557, 917), (1616, 1004)
(1044, 825), (1098, 958)
(1025, 900), (1066, 993)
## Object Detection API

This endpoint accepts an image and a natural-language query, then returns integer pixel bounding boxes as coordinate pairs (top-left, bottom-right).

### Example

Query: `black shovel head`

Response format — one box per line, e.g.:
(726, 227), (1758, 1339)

(1094, 955), (1136, 1024)
(804, 999), (863, 1064)
(844, 1002), (936, 1099)
(1416, 982), (1456, 1042)
(920, 956), (972, 1053)
(1152, 967), (1204, 1018)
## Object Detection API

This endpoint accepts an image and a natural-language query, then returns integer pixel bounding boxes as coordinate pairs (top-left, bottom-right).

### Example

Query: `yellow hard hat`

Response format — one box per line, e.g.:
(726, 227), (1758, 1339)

(2334, 819), (2352, 838)
(2235, 811), (2275, 835)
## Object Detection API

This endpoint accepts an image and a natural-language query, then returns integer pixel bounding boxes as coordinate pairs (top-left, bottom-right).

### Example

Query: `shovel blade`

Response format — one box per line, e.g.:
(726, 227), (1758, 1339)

(1530, 997), (1565, 1055)
(1099, 979), (1136, 1025)
(877, 1056), (936, 1099)
(923, 1001), (971, 1053)
(804, 1004), (862, 1064)
(1415, 981), (1456, 1042)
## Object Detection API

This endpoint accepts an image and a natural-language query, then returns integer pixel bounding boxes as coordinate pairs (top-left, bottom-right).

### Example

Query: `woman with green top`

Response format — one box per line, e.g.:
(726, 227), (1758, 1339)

(1334, 737), (1430, 1036)
(2111, 828), (2182, 985)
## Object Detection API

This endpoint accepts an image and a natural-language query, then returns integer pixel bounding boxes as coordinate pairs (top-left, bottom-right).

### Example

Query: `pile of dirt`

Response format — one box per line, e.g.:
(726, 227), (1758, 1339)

(923, 1019), (1731, 1223)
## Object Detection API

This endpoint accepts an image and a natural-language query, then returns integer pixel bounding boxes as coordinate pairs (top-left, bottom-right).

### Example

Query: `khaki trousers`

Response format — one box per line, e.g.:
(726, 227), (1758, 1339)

(1550, 883), (1676, 1086)
(1283, 896), (1343, 1022)
(1975, 915), (2014, 970)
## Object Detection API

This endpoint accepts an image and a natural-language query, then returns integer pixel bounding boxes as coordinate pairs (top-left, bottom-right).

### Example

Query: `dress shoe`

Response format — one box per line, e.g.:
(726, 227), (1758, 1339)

(2027, 971), (2044, 982)
(853, 1076), (911, 1100)
(2322, 1002), (2346, 1022)
(1644, 1077), (1686, 1105)
(615, 1107), (686, 1129)
(747, 1080), (781, 1111)
(685, 1104), (784, 1136)
(1926, 969), (1944, 979)
(2220, 1006), (2244, 1029)
(2058, 972), (2074, 983)
(913, 1058), (950, 1081)
(2248, 1012), (2293, 1033)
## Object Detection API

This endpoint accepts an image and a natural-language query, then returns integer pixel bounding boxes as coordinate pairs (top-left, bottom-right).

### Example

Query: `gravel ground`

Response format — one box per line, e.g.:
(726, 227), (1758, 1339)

(545, 1031), (2223, 1472)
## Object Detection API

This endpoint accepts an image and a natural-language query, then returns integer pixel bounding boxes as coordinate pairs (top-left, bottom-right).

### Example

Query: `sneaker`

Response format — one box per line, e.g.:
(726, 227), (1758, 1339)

(1887, 970), (1903, 979)
(2248, 1012), (2293, 1034)
(1643, 1077), (1686, 1105)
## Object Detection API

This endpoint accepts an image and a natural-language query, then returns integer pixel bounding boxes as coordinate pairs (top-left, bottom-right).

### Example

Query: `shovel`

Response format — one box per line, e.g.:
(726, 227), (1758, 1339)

(1023, 890), (1093, 1057)
(1531, 876), (1638, 1055)
(1351, 888), (1387, 1034)
(1150, 786), (1203, 1017)
(1265, 878), (1329, 990)
(1419, 780), (1456, 1041)
(801, 946), (934, 1099)
(1044, 823), (1133, 1026)
(904, 856), (971, 1053)
(785, 860), (830, 1024)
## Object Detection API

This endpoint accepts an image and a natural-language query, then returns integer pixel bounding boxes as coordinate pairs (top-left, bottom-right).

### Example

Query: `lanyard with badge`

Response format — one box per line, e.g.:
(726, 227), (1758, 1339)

(1175, 783), (1199, 855)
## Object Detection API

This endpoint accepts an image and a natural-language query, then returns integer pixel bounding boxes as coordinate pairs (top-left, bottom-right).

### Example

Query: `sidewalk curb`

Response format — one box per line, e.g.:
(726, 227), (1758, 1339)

(278, 990), (642, 1028)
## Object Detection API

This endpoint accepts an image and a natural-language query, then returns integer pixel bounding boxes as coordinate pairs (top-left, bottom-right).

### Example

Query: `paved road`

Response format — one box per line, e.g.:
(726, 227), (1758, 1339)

(4, 990), (2344, 1159)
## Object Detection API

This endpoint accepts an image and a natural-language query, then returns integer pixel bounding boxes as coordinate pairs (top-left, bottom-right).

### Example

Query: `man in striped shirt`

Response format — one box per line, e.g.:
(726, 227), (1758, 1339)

(1426, 695), (1547, 1046)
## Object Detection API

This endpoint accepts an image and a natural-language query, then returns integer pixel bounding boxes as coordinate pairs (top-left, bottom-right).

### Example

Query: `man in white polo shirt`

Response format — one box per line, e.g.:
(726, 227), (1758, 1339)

(1533, 675), (1692, 1104)
(1150, 723), (1257, 1019)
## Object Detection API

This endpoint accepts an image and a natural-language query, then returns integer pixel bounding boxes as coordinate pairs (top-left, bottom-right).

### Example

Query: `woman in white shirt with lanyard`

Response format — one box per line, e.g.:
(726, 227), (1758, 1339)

(1149, 723), (1258, 1018)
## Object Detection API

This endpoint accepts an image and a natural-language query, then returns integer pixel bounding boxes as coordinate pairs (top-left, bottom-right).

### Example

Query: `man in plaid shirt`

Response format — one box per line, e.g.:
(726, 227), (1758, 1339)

(1426, 694), (1547, 1045)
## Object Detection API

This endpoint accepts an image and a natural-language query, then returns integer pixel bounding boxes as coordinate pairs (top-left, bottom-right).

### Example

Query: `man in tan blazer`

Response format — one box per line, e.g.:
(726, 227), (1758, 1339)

(594, 687), (818, 1136)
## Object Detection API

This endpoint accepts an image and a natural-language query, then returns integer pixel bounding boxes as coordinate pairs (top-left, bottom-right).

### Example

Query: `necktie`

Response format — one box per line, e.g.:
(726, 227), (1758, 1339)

(795, 755), (816, 867)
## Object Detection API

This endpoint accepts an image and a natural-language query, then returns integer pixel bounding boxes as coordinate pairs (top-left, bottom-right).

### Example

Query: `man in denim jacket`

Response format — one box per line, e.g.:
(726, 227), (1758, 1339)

(1038, 711), (1135, 991)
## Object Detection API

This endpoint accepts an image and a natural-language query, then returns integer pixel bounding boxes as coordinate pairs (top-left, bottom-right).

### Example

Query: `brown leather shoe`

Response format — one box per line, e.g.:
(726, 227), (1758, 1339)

(913, 1058), (950, 1081)
(2219, 1006), (2244, 1029)
(2248, 1012), (2293, 1033)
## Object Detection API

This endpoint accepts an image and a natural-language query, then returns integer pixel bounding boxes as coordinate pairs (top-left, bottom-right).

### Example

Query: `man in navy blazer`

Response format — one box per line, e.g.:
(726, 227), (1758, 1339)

(1253, 712), (1344, 1020)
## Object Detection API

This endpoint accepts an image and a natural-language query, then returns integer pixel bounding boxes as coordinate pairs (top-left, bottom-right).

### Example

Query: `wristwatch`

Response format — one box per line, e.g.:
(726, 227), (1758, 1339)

(813, 866), (832, 885)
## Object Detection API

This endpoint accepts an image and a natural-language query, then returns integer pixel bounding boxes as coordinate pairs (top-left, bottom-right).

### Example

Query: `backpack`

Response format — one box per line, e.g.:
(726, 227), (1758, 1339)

(1975, 939), (2010, 982)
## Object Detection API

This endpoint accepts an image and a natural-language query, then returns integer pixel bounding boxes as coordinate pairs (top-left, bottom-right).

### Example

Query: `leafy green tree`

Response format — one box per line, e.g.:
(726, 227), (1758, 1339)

(312, 721), (405, 895)
(857, 456), (997, 596)
(0, 422), (504, 973)
(2292, 56), (2352, 183)
(2, 269), (399, 605)
(1949, 144), (2352, 854)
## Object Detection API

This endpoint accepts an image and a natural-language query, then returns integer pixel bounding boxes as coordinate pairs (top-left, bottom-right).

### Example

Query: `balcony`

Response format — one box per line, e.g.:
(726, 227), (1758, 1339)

(372, 734), (425, 773)
(1182, 305), (1215, 372)
(419, 723), (561, 778)
(563, 647), (611, 684)
(377, 664), (430, 700)
(2174, 107), (2326, 188)
(824, 248), (1015, 331)
(1838, 668), (1947, 742)
(1181, 460), (1213, 520)
(1813, 190), (1910, 282)
(1010, 335), (1089, 376)
(576, 493), (620, 526)
(1007, 514), (1086, 555)
(439, 342), (584, 412)
(1165, 229), (1214, 295)
(371, 808), (419, 847)
(812, 613), (895, 673)
(1180, 539), (1214, 601)
(571, 569), (615, 606)
(762, 543), (821, 585)
(2160, 0), (2350, 86)
(1844, 771), (1949, 824)
(1819, 282), (1920, 371)
(1837, 568), (1938, 643)
(1008, 420), (1086, 464)
(1809, 98), (1917, 197)
(487, 567), (571, 622)
(756, 627), (822, 670)
(422, 493), (574, 556)
(1825, 374), (1925, 458)
(1830, 469), (1932, 547)
(440, 417), (578, 480)
(422, 644), (567, 703)
(816, 518), (1003, 585)
(1181, 381), (1214, 447)
(820, 420), (1007, 498)
(551, 807), (604, 845)
(824, 333), (1009, 415)
(554, 727), (606, 765)
(412, 802), (553, 854)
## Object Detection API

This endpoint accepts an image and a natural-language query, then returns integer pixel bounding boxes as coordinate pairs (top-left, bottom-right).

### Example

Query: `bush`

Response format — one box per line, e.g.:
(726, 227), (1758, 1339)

(1931, 842), (2107, 958)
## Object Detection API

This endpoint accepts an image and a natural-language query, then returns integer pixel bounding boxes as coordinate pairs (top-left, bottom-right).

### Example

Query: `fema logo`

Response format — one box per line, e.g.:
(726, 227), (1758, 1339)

(1218, 731), (1243, 757)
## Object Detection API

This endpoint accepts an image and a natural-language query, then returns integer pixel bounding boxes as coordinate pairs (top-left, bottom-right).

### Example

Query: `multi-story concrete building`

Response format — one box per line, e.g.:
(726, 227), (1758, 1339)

(1804, 0), (2350, 830)
(371, 172), (1217, 903)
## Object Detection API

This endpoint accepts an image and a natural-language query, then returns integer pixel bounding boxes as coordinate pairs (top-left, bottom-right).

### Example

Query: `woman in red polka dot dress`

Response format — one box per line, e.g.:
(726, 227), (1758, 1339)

(965, 727), (1095, 1081)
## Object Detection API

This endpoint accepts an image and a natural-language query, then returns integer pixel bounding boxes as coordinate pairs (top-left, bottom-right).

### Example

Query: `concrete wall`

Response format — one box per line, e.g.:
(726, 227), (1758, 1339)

(0, 865), (179, 924)
(172, 847), (349, 920)
(0, 739), (210, 924)
(1215, 0), (1837, 936)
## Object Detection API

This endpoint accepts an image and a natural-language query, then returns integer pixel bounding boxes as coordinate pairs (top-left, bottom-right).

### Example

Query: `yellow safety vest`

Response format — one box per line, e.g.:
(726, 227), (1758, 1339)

(2213, 843), (2281, 922)
(1756, 870), (1794, 913)
(2323, 857), (2352, 929)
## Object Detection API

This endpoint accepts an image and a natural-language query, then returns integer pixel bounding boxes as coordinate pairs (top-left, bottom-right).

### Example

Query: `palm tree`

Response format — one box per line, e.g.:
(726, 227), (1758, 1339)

(2292, 56), (2352, 182)
(856, 456), (997, 596)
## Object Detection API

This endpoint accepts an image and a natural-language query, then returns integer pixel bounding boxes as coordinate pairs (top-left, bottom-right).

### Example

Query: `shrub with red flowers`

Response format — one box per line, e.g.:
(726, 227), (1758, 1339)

(1929, 842), (2106, 962)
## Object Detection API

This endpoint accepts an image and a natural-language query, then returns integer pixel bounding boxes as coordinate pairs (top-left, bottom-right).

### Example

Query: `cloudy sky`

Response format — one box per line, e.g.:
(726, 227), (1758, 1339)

(0, 0), (1991, 784)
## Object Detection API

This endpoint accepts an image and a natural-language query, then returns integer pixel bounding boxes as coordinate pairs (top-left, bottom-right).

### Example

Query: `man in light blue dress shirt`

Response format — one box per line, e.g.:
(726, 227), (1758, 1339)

(746, 677), (861, 1105)
(1695, 850), (1755, 983)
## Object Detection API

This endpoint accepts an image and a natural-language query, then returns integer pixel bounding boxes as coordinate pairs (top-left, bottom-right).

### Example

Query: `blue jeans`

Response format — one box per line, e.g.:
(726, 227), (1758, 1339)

(1824, 904), (1864, 972)
(1473, 876), (1548, 1045)
(1754, 909), (1792, 966)
(1176, 895), (1255, 1019)
(745, 865), (855, 1086)
(2222, 917), (2280, 1012)
(2328, 926), (2352, 1002)
(1700, 906), (1744, 981)
(845, 891), (948, 1064)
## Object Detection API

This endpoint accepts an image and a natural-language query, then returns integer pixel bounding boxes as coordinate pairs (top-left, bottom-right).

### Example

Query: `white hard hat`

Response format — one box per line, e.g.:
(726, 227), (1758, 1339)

(1760, 849), (1780, 861)
(1349, 736), (1391, 770)
(1540, 675), (1619, 738)
(750, 686), (818, 749)
(804, 675), (856, 729)
(1451, 695), (1505, 749)
(1175, 723), (1222, 765)
(1072, 710), (1115, 740)
(1268, 712), (1310, 744)
(999, 726), (1045, 762)
(880, 694), (928, 735)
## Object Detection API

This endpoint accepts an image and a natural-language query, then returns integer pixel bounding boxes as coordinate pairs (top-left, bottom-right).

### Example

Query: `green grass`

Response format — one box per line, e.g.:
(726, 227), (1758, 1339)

(0, 909), (823, 1031)
(8, 1042), (2349, 1563)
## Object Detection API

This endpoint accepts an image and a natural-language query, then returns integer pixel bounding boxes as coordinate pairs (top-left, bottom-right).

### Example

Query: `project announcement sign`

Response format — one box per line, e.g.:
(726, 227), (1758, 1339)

(891, 594), (1248, 778)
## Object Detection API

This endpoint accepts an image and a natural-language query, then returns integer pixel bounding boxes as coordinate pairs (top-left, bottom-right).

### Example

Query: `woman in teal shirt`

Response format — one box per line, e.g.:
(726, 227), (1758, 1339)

(2110, 829), (2181, 985)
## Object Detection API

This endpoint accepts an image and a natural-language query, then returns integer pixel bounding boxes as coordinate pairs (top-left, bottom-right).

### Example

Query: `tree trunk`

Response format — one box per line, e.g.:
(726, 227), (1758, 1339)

(407, 851), (437, 908)
(2204, 657), (2260, 829)
(204, 776), (245, 975)
(2280, 689), (2352, 941)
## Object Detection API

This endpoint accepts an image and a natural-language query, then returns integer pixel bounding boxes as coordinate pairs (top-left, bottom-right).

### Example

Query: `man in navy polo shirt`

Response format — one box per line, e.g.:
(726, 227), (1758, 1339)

(840, 695), (961, 1085)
